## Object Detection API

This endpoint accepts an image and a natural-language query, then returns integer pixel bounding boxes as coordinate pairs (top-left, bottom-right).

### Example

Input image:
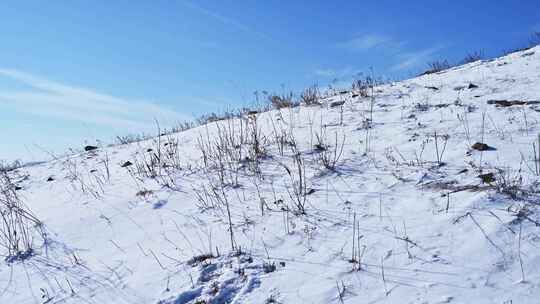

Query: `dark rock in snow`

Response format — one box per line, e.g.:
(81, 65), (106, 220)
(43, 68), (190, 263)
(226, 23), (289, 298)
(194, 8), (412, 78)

(84, 145), (99, 152)
(471, 142), (496, 151)
(330, 100), (345, 108)
(121, 161), (133, 168)
(313, 144), (326, 152)
(487, 99), (540, 107)
(477, 172), (495, 184)
(153, 200), (167, 209)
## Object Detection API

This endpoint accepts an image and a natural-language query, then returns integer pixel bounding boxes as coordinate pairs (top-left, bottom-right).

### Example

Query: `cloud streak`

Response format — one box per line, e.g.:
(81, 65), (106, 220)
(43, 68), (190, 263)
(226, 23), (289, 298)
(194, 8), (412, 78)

(0, 68), (190, 130)
(391, 46), (445, 71)
(337, 34), (393, 52)
(313, 67), (362, 79)
(179, 0), (274, 42)
(335, 33), (446, 73)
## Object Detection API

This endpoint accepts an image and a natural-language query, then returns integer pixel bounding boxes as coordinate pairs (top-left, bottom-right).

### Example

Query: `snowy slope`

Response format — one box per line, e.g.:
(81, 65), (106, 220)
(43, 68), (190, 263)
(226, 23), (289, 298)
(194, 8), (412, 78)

(2, 46), (540, 304)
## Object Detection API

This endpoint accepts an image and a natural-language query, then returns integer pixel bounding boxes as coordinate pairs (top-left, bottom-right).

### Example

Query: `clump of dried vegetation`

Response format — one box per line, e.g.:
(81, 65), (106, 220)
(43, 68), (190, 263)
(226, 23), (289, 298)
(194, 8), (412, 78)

(269, 92), (298, 109)
(421, 60), (452, 75)
(0, 160), (23, 173)
(0, 172), (44, 262)
(300, 85), (321, 106)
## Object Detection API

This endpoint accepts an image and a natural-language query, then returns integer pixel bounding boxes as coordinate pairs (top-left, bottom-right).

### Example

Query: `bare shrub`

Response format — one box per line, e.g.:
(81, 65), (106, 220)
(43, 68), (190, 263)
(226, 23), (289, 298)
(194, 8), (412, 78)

(169, 121), (195, 133)
(315, 128), (345, 171)
(64, 157), (107, 199)
(433, 131), (449, 166)
(192, 180), (236, 251)
(494, 168), (525, 200)
(269, 92), (298, 109)
(246, 113), (267, 177)
(115, 133), (151, 145)
(197, 112), (228, 125)
(0, 160), (23, 173)
(0, 172), (44, 261)
(421, 60), (452, 75)
(280, 137), (308, 214)
(533, 135), (540, 176)
(351, 76), (375, 97)
(193, 179), (228, 212)
(300, 86), (320, 106)
(461, 50), (484, 64)
(113, 121), (194, 147)
(502, 32), (540, 56)
(268, 111), (295, 157)
(196, 118), (252, 187)
(127, 121), (185, 190)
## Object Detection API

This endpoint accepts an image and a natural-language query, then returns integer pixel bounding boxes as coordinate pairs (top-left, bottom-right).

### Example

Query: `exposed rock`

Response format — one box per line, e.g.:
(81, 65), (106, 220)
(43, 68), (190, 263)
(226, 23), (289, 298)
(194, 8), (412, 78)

(84, 145), (99, 152)
(477, 172), (495, 184)
(121, 161), (133, 168)
(471, 142), (496, 151)
(46, 177), (54, 182)
(468, 83), (479, 89)
(330, 100), (345, 108)
(187, 253), (215, 266)
(487, 99), (540, 107)
(136, 189), (153, 197)
(313, 144), (326, 152)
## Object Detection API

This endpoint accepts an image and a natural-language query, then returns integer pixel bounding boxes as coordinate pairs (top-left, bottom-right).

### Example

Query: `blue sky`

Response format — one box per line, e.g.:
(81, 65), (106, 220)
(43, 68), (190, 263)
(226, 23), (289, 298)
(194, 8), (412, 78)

(1, 1), (539, 161)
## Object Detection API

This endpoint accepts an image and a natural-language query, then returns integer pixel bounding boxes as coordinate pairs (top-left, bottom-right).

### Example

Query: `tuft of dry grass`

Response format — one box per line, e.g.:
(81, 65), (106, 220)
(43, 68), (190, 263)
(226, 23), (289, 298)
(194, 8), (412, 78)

(461, 50), (484, 64)
(421, 60), (452, 75)
(269, 92), (298, 109)
(300, 85), (321, 106)
(0, 172), (44, 262)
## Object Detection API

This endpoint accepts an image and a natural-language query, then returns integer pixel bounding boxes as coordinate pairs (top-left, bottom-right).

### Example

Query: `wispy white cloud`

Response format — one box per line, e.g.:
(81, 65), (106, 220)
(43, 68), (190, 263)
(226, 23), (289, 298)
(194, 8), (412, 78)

(335, 33), (446, 73)
(0, 68), (190, 130)
(313, 67), (362, 79)
(313, 69), (340, 78)
(391, 46), (445, 71)
(337, 34), (393, 52)
(179, 0), (273, 42)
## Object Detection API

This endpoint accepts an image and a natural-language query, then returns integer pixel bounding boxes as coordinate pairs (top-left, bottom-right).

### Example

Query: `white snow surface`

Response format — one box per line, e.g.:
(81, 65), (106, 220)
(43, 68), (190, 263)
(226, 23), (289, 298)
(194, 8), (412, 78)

(2, 46), (540, 304)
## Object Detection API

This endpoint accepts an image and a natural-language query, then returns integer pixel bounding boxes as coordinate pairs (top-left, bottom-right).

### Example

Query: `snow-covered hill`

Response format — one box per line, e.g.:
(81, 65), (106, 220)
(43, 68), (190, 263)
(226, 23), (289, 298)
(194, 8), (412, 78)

(2, 46), (540, 304)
